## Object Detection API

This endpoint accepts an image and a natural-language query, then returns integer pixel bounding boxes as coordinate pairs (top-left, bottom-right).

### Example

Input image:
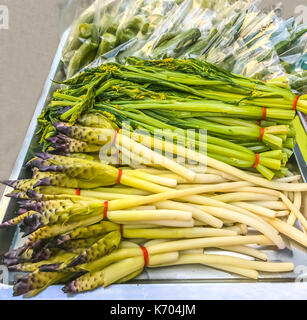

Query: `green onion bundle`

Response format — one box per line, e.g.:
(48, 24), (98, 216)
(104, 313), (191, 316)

(38, 58), (307, 179)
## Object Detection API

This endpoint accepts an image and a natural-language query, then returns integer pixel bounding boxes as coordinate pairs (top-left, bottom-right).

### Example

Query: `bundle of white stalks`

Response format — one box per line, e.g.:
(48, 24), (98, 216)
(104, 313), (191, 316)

(6, 127), (307, 296)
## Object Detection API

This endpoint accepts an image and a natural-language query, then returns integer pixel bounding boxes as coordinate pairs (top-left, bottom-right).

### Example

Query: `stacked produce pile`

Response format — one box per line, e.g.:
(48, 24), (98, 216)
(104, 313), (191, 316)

(61, 0), (307, 94)
(40, 58), (306, 179)
(1, 58), (307, 298)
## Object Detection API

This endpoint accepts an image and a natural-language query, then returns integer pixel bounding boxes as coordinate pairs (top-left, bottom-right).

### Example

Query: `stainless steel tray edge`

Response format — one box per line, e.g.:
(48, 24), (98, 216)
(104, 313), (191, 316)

(1, 282), (307, 300)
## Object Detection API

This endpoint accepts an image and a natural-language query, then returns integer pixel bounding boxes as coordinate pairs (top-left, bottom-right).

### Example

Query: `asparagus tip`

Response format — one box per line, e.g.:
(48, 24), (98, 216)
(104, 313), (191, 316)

(5, 192), (21, 198)
(62, 280), (77, 294)
(34, 178), (51, 188)
(0, 180), (17, 188)
(0, 221), (14, 228)
(35, 152), (52, 160)
(13, 277), (32, 297)
(39, 263), (62, 272)
(26, 189), (43, 200)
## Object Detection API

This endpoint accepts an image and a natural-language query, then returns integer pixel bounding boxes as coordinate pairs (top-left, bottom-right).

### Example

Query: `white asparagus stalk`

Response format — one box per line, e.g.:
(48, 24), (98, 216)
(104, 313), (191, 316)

(268, 218), (307, 247)
(211, 193), (279, 202)
(116, 219), (194, 228)
(102, 256), (144, 287)
(154, 200), (223, 228)
(133, 132), (307, 191)
(135, 169), (227, 183)
(303, 192), (307, 219)
(158, 253), (293, 272)
(193, 220), (207, 226)
(122, 227), (237, 239)
(122, 224), (159, 229)
(201, 206), (284, 249)
(276, 210), (290, 217)
(95, 187), (149, 195)
(159, 173), (227, 184)
(199, 167), (240, 181)
(193, 203), (266, 224)
(216, 245), (268, 261)
(250, 201), (287, 210)
(153, 256), (259, 279)
(146, 235), (273, 255)
(204, 263), (258, 279)
(287, 192), (302, 225)
(276, 176), (301, 183)
(232, 202), (276, 218)
(128, 205), (157, 210)
(148, 252), (179, 266)
(117, 133), (196, 181)
(107, 209), (192, 222)
(126, 170), (178, 188)
(108, 182), (254, 211)
(181, 249), (204, 255)
(231, 187), (280, 197)
(279, 193), (307, 230)
(224, 224), (248, 235)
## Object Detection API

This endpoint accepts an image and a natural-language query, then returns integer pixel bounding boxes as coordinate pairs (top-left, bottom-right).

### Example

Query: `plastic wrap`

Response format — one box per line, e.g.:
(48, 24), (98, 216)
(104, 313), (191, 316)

(59, 0), (306, 94)
(279, 24), (307, 93)
(61, 0), (181, 77)
(200, 3), (287, 80)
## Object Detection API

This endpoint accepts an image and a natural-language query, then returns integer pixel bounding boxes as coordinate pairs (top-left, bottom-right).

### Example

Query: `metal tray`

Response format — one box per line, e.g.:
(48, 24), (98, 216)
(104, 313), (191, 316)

(0, 31), (307, 300)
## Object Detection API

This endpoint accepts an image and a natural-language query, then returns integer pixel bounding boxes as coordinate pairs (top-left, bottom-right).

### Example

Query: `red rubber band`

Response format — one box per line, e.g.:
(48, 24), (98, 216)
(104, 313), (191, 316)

(253, 153), (260, 168)
(116, 169), (123, 184)
(103, 201), (109, 219)
(140, 246), (149, 267)
(113, 128), (120, 145)
(293, 95), (300, 110)
(258, 127), (265, 142)
(262, 107), (267, 120)
(120, 225), (123, 237)
(76, 188), (81, 196)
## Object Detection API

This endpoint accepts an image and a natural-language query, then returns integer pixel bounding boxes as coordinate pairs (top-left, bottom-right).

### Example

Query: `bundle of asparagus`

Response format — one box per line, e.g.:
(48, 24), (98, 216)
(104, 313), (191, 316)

(2, 128), (307, 297)
(39, 57), (306, 179)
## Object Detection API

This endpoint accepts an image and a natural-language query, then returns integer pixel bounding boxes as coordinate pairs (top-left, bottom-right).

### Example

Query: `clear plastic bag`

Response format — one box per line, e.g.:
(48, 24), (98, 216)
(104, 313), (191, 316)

(59, 0), (306, 93)
(200, 3), (287, 80)
(279, 24), (307, 93)
(61, 0), (180, 77)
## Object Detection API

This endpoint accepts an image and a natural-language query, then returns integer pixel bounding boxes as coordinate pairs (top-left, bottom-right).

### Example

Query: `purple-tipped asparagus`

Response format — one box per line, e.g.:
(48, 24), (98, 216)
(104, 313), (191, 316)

(1, 179), (38, 192)
(5, 191), (31, 200)
(47, 133), (101, 153)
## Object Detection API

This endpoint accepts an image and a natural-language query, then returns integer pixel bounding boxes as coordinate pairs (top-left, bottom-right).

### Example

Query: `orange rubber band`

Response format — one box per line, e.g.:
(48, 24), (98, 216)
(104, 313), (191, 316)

(293, 95), (300, 110)
(103, 201), (109, 219)
(113, 128), (120, 145)
(258, 127), (265, 142)
(116, 169), (123, 184)
(253, 153), (260, 168)
(140, 246), (149, 267)
(262, 107), (267, 120)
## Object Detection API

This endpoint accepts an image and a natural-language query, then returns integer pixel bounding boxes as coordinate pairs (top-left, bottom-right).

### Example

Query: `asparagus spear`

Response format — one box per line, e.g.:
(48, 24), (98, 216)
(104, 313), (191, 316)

(66, 230), (121, 267)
